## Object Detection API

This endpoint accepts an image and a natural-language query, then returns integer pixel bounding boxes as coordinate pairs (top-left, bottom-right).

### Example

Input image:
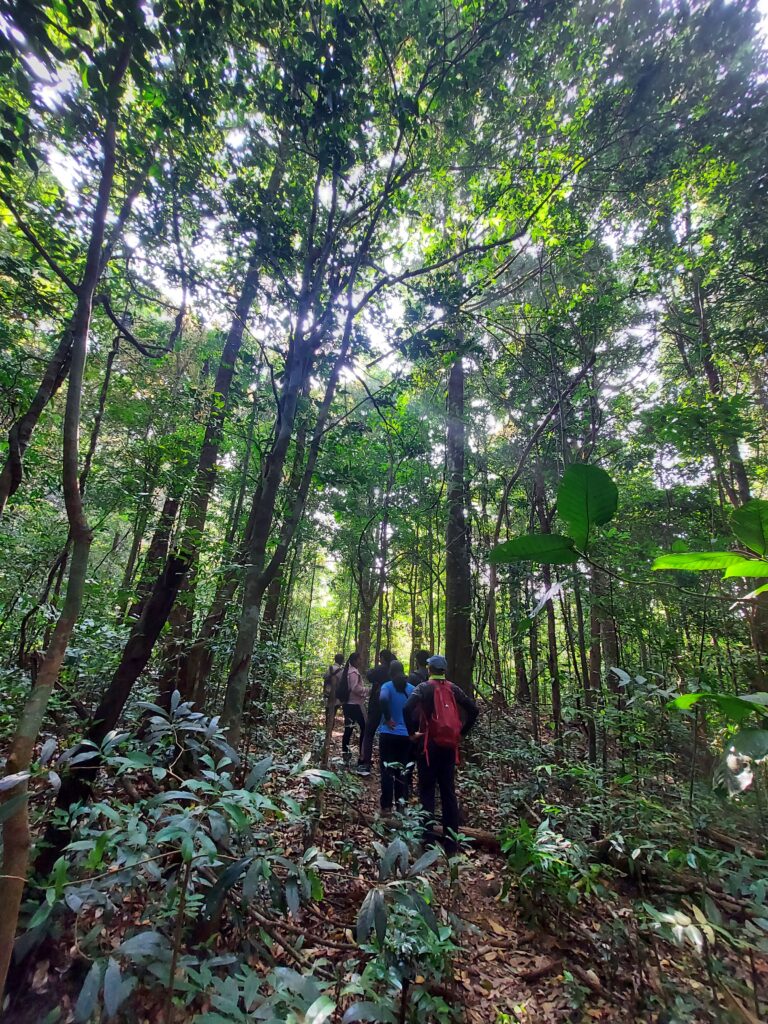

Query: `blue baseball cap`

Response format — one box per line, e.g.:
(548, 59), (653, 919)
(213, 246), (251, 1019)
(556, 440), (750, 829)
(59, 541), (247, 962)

(427, 654), (448, 672)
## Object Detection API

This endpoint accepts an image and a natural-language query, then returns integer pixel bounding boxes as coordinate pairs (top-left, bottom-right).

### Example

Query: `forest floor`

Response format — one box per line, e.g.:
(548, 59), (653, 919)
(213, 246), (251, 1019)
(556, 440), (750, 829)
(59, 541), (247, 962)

(313, 708), (768, 1024)
(7, 702), (768, 1024)
(260, 709), (768, 1023)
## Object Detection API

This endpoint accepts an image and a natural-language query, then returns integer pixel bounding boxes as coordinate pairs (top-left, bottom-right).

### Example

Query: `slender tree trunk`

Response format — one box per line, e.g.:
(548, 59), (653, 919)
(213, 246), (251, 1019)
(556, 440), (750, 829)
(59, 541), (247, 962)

(221, 320), (353, 745)
(277, 532), (304, 644)
(299, 556), (317, 679)
(427, 518), (435, 653)
(0, 332), (72, 515)
(373, 476), (392, 658)
(589, 597), (602, 693)
(117, 483), (155, 615)
(528, 609), (540, 744)
(127, 492), (181, 619)
(261, 571), (284, 639)
(513, 640), (529, 703)
(37, 236), (271, 872)
(600, 575), (621, 692)
(444, 358), (473, 693)
(573, 578), (597, 764)
(358, 598), (374, 672)
(340, 572), (354, 654)
(158, 255), (264, 704)
(0, 90), (126, 994)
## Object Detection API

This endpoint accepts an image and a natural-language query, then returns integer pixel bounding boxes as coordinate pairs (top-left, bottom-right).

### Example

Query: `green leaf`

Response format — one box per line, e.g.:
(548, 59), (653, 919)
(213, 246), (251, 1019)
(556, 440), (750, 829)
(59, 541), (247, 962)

(342, 1002), (398, 1023)
(489, 534), (577, 565)
(732, 499), (768, 557)
(408, 846), (441, 876)
(556, 464), (618, 551)
(357, 888), (385, 944)
(201, 857), (252, 921)
(723, 559), (768, 579)
(730, 728), (768, 761)
(118, 930), (171, 959)
(652, 552), (749, 572)
(379, 838), (409, 880)
(285, 877), (300, 917)
(103, 959), (122, 1020)
(74, 961), (102, 1023)
(668, 691), (768, 724)
(244, 755), (273, 790)
(305, 995), (335, 1024)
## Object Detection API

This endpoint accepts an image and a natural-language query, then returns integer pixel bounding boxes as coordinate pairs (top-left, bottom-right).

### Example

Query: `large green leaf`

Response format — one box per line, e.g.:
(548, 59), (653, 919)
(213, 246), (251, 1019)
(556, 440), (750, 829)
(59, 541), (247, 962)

(556, 464), (617, 552)
(732, 499), (768, 557)
(342, 1002), (398, 1023)
(489, 534), (577, 565)
(652, 552), (748, 572)
(723, 559), (768, 579)
(668, 691), (768, 724)
(730, 728), (768, 761)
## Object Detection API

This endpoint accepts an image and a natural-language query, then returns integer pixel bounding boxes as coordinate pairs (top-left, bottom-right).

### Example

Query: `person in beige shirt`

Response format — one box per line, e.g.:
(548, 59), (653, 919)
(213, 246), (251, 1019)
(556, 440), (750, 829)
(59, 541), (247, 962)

(339, 651), (367, 763)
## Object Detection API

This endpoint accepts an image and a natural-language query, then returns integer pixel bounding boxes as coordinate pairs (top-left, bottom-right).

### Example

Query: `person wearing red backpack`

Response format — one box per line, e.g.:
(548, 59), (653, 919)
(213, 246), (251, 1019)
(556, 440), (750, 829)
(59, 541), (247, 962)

(403, 654), (478, 853)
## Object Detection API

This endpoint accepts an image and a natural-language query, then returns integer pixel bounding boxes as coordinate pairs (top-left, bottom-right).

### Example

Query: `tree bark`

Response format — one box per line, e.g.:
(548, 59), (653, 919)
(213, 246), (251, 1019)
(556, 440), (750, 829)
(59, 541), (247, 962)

(221, 323), (352, 746)
(444, 358), (473, 693)
(127, 491), (181, 619)
(36, 233), (271, 872)
(573, 578), (597, 764)
(159, 253), (264, 705)
(535, 482), (562, 742)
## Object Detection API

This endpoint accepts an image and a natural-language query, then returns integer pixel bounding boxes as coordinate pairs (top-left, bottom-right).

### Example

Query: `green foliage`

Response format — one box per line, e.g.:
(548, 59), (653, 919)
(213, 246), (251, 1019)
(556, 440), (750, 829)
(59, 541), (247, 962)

(668, 690), (768, 724)
(499, 818), (604, 914)
(490, 463), (618, 563)
(653, 499), (768, 589)
(489, 534), (577, 565)
(556, 464), (619, 552)
(733, 499), (768, 557)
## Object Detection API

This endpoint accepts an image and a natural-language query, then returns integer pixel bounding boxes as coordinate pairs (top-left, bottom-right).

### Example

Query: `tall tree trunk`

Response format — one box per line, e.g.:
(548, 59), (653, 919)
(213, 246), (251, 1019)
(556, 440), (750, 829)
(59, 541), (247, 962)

(535, 484), (562, 742)
(38, 244), (269, 872)
(444, 358), (473, 693)
(0, 89), (127, 994)
(158, 255), (264, 705)
(127, 491), (181, 619)
(357, 598), (374, 672)
(573, 578), (597, 764)
(221, 321), (353, 746)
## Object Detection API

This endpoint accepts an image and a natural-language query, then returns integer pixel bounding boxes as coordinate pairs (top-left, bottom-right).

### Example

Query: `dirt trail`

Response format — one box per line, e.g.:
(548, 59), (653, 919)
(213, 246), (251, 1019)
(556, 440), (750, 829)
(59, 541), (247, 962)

(317, 723), (625, 1023)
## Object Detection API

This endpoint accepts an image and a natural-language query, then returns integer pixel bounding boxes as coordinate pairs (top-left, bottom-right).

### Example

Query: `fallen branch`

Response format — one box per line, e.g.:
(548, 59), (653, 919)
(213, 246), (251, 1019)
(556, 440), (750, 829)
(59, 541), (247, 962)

(520, 956), (562, 982)
(352, 808), (502, 854)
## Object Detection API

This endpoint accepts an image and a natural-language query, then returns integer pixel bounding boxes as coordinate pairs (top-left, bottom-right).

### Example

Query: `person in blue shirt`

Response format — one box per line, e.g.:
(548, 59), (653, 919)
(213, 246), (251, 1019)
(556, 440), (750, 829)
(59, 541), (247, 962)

(378, 660), (415, 813)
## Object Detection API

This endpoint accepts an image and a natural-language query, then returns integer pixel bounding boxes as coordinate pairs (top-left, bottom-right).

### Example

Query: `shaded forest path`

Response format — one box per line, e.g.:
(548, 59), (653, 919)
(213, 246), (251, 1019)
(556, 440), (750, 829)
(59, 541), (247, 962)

(311, 715), (638, 1023)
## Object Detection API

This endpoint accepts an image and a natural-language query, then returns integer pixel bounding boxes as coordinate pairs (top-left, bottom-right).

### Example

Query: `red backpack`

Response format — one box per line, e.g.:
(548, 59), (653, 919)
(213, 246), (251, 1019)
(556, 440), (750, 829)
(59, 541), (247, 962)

(423, 679), (462, 763)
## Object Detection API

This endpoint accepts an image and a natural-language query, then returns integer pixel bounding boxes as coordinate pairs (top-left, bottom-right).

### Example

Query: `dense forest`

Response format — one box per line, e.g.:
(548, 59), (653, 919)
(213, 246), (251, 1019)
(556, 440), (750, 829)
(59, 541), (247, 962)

(2, 0), (768, 1021)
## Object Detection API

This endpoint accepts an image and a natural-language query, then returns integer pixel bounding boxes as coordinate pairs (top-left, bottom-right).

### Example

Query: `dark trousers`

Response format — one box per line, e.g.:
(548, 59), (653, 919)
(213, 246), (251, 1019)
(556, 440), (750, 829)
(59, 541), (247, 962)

(359, 691), (381, 766)
(379, 733), (414, 810)
(342, 703), (365, 756)
(417, 745), (460, 852)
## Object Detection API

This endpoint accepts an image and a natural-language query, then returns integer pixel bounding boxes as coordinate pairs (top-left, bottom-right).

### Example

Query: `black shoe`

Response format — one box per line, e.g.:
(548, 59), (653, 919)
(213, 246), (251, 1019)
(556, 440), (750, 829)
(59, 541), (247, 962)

(355, 764), (372, 777)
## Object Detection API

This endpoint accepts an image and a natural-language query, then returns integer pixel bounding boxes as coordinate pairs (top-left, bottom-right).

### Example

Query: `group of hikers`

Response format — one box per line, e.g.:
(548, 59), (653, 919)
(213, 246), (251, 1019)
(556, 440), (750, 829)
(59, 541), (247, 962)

(323, 649), (478, 852)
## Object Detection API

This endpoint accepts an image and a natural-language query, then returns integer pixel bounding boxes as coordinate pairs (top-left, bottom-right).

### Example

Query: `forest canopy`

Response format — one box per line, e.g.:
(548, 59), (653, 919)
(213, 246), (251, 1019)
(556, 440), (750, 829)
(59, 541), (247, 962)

(1, 1), (768, 1021)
